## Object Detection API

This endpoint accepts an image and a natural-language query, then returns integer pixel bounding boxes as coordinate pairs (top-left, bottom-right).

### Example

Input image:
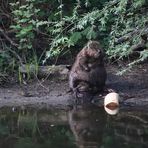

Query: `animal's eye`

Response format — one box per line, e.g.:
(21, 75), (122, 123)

(94, 53), (99, 57)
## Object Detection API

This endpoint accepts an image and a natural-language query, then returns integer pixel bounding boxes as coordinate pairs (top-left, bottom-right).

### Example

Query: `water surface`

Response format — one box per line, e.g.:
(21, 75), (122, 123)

(0, 104), (148, 148)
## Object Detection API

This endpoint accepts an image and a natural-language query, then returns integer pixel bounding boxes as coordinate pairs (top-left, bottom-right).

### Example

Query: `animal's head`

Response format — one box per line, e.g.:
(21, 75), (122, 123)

(86, 41), (104, 59)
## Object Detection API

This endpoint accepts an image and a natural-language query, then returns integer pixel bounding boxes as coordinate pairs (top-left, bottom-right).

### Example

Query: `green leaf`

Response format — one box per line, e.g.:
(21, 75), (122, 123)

(16, 25), (33, 38)
(86, 27), (97, 40)
(69, 32), (82, 44)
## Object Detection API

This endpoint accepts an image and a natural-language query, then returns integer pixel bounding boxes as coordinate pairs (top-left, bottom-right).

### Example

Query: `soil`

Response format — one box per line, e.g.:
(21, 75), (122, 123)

(0, 63), (147, 109)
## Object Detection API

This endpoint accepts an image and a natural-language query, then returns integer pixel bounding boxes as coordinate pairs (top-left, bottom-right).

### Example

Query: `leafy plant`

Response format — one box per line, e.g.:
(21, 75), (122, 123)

(44, 0), (148, 68)
(10, 0), (49, 62)
(0, 0), (147, 78)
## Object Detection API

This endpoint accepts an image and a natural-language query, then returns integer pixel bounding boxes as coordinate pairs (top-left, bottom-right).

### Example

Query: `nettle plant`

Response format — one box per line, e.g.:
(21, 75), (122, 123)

(10, 0), (48, 61)
(45, 0), (148, 68)
(107, 0), (147, 57)
(105, 0), (148, 73)
(44, 0), (110, 62)
(10, 0), (147, 70)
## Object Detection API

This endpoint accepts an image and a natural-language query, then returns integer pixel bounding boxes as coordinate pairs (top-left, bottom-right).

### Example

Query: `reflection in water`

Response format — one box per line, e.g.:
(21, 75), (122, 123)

(104, 106), (119, 115)
(68, 104), (106, 148)
(105, 108), (148, 148)
(0, 106), (75, 148)
(0, 106), (147, 148)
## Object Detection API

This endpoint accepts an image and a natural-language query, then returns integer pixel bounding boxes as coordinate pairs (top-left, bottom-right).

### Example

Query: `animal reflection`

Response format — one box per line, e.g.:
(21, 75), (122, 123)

(68, 105), (106, 148)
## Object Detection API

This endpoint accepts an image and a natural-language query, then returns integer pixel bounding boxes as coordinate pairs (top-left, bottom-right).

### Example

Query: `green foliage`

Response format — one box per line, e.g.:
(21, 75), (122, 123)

(9, 0), (112, 62)
(44, 0), (110, 61)
(0, 0), (147, 77)
(10, 0), (47, 60)
(43, 0), (148, 68)
(0, 48), (16, 75)
(106, 0), (147, 57)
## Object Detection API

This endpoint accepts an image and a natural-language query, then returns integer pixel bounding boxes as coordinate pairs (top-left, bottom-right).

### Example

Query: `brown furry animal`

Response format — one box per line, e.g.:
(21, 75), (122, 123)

(74, 40), (104, 72)
(73, 81), (93, 103)
(69, 40), (106, 95)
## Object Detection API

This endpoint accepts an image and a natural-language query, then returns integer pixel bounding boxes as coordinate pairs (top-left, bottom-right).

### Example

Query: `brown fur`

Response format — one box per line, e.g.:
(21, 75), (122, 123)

(69, 40), (106, 95)
(72, 40), (104, 72)
(73, 81), (93, 103)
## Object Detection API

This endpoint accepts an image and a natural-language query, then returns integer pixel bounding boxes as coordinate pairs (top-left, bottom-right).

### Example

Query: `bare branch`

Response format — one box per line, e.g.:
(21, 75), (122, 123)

(131, 34), (147, 51)
(131, 42), (146, 51)
(0, 28), (18, 47)
(0, 28), (23, 64)
(115, 28), (148, 44)
(8, 48), (23, 65)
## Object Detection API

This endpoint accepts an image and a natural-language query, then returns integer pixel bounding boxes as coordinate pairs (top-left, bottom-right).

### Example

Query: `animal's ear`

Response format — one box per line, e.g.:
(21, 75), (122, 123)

(66, 65), (72, 70)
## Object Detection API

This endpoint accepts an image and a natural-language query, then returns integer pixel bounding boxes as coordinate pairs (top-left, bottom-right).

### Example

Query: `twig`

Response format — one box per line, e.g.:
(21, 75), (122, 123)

(131, 42), (146, 51)
(0, 28), (23, 65)
(0, 28), (18, 47)
(131, 34), (147, 51)
(7, 48), (23, 65)
(115, 28), (148, 44)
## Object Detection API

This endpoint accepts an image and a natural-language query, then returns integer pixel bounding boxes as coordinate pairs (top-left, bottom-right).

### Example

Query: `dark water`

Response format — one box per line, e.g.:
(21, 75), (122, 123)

(0, 104), (148, 148)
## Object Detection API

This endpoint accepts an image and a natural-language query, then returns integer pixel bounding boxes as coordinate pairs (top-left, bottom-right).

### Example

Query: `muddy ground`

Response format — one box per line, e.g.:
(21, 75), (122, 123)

(0, 63), (147, 108)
